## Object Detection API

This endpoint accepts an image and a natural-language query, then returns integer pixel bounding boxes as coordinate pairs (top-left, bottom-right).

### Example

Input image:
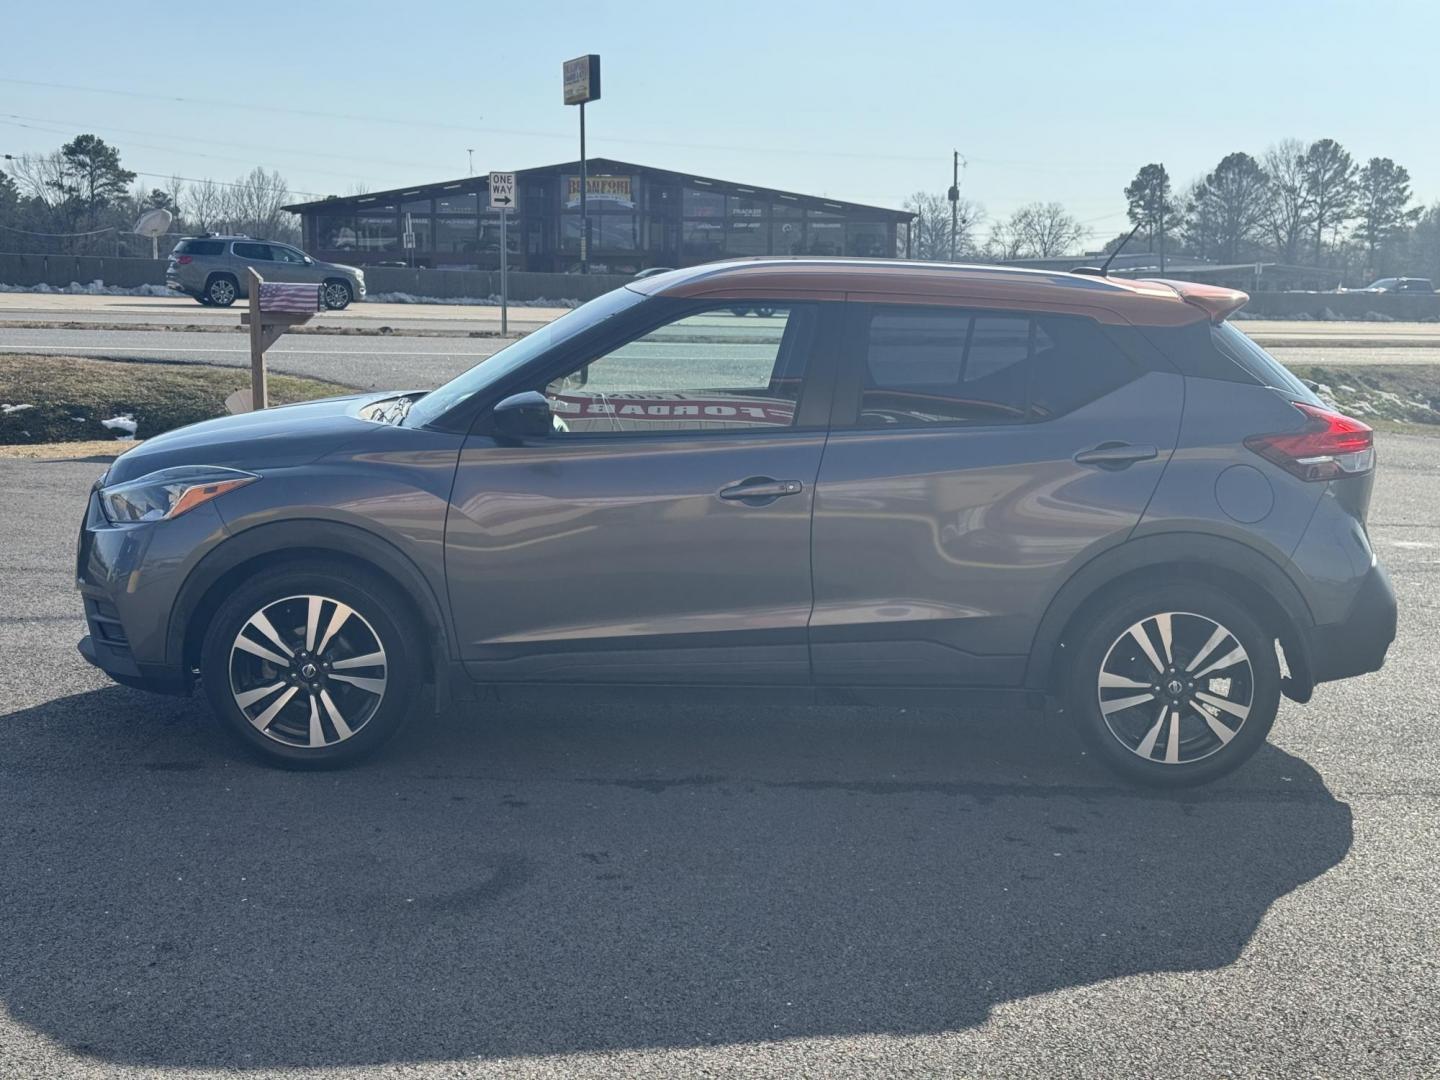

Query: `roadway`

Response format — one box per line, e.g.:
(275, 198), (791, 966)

(0, 432), (1435, 1078)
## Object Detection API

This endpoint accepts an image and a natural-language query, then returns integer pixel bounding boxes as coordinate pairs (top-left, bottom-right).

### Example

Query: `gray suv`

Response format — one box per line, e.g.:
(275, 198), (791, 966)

(76, 259), (1396, 786)
(166, 235), (366, 309)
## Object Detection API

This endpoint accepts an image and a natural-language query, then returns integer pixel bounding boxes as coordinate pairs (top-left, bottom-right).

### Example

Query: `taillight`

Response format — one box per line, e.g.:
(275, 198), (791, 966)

(1245, 402), (1374, 481)
(175, 255), (193, 264)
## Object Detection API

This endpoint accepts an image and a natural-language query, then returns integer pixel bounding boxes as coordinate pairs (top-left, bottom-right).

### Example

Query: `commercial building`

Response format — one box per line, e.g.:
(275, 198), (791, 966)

(282, 158), (914, 275)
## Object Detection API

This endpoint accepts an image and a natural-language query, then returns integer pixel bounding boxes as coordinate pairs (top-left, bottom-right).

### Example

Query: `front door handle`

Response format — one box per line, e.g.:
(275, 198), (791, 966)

(1073, 442), (1159, 469)
(719, 477), (804, 504)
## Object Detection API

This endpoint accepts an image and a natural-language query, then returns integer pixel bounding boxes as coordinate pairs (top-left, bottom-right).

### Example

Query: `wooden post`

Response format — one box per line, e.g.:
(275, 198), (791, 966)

(247, 268), (268, 411)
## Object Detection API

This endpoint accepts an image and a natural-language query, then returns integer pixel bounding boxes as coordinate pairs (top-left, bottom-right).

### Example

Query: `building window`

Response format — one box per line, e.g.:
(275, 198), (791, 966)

(406, 214), (432, 253)
(355, 209), (398, 252)
(846, 221), (889, 258)
(434, 215), (479, 254)
(594, 215), (640, 251)
(727, 220), (768, 256)
(682, 186), (725, 218)
(436, 191), (478, 215)
(771, 220), (803, 256)
(806, 219), (843, 255)
(728, 194), (768, 219)
(682, 220), (724, 260)
(316, 213), (356, 251)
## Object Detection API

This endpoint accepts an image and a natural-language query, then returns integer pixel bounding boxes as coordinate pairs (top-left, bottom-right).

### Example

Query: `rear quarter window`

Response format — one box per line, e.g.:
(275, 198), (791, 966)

(174, 239), (223, 256)
(1211, 322), (1321, 404)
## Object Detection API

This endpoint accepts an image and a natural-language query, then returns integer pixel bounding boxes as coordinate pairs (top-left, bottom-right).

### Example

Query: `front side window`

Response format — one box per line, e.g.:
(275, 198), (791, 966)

(270, 246), (307, 264)
(857, 306), (1138, 427)
(544, 304), (817, 435)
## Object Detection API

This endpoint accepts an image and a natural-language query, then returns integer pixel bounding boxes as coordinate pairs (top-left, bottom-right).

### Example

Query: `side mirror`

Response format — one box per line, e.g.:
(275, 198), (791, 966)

(303, 256), (313, 265)
(486, 391), (553, 440)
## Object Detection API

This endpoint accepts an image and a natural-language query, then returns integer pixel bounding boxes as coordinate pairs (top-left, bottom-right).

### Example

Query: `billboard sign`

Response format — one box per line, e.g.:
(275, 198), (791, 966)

(563, 54), (601, 105)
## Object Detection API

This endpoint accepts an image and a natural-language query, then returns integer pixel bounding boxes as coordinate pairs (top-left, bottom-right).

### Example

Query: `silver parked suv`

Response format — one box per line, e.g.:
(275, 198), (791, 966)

(78, 259), (1396, 786)
(166, 235), (366, 310)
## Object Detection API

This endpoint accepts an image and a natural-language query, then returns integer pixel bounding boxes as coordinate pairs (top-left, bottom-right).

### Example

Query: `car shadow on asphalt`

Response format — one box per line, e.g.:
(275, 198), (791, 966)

(0, 685), (1352, 1069)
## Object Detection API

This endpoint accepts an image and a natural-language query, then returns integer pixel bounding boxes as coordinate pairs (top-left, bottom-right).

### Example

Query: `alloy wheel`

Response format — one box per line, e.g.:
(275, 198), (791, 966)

(323, 282), (350, 309)
(1096, 611), (1255, 766)
(228, 594), (387, 749)
(209, 278), (236, 305)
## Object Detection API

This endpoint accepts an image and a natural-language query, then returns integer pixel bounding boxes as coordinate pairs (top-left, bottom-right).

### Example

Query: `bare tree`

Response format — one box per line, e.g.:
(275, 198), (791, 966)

(184, 178), (226, 232)
(902, 190), (984, 260)
(993, 202), (1084, 258)
(6, 151), (68, 210)
(1263, 139), (1313, 264)
(222, 167), (296, 242)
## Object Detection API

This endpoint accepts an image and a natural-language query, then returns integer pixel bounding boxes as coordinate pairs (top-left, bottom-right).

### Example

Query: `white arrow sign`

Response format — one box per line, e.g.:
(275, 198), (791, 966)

(489, 171), (516, 211)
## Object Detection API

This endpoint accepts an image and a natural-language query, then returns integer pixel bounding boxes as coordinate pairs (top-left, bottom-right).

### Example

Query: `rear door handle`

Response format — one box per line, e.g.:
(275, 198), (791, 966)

(719, 477), (804, 503)
(1073, 442), (1159, 469)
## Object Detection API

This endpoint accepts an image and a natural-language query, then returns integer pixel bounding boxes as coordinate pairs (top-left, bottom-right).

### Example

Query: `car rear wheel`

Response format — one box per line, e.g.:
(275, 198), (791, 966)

(200, 563), (422, 766)
(1065, 584), (1280, 787)
(205, 275), (238, 307)
(322, 279), (353, 310)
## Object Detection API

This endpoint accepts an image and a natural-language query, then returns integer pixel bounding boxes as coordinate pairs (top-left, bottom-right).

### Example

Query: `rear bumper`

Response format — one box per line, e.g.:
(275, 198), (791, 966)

(1304, 562), (1397, 684)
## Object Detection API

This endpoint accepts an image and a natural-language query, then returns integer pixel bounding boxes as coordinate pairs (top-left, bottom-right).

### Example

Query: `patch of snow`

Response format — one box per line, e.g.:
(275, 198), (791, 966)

(102, 414), (138, 440)
(1, 403), (35, 414)
(364, 291), (580, 309)
(0, 279), (175, 297)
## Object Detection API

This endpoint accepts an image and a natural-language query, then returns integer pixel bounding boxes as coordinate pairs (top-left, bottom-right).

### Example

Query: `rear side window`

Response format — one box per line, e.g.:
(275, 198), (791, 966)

(1211, 322), (1321, 405)
(174, 239), (223, 256)
(232, 242), (274, 260)
(857, 307), (1137, 427)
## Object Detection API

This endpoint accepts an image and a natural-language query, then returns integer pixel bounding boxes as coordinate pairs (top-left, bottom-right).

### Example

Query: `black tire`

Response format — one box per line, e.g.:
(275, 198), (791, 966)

(199, 561), (423, 767)
(1064, 583), (1280, 788)
(205, 274), (239, 307)
(321, 279), (353, 310)
(196, 293), (214, 306)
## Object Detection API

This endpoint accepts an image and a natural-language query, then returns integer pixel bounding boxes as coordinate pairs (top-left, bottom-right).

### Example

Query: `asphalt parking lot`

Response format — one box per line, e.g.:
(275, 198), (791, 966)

(0, 434), (1437, 1079)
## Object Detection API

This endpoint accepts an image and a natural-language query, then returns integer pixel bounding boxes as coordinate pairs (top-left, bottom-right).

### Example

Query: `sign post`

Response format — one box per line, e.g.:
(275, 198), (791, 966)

(563, 54), (601, 274)
(489, 171), (516, 336)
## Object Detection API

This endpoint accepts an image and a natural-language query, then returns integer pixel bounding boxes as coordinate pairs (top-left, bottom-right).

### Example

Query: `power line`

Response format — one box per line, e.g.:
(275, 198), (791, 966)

(0, 75), (1120, 172)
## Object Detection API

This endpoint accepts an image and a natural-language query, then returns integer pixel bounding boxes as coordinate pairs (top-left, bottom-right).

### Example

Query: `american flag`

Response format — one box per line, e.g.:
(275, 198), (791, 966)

(258, 282), (322, 313)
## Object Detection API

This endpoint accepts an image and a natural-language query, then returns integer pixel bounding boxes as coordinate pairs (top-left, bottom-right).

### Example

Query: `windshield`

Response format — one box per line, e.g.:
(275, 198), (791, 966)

(404, 286), (646, 429)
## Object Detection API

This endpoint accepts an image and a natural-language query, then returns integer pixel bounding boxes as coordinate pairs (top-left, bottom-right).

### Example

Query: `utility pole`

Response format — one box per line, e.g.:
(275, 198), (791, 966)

(1158, 163), (1167, 274)
(947, 150), (960, 262)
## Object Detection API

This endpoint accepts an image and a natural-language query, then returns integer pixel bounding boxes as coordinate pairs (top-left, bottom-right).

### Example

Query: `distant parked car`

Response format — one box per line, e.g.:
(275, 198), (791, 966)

(1350, 277), (1435, 294)
(166, 236), (366, 310)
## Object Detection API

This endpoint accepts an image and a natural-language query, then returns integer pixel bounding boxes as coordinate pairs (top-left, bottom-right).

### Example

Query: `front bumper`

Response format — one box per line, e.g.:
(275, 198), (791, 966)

(75, 488), (225, 696)
(1305, 562), (1397, 684)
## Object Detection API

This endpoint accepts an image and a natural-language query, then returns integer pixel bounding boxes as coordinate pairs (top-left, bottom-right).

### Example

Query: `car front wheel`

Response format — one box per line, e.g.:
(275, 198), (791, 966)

(200, 562), (422, 766)
(1065, 584), (1280, 787)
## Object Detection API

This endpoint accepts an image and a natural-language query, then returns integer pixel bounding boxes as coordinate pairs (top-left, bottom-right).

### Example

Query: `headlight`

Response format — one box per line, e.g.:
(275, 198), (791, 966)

(99, 466), (258, 524)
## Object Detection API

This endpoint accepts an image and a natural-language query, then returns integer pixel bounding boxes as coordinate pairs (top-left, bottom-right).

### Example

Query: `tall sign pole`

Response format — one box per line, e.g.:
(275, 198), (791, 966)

(563, 54), (601, 275)
(489, 171), (516, 335)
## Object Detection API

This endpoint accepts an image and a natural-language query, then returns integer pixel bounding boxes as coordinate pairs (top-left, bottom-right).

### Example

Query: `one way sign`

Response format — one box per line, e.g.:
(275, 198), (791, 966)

(488, 171), (516, 210)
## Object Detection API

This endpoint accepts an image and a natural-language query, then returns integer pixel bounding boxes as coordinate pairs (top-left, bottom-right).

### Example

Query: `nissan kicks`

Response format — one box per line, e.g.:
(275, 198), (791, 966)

(76, 259), (1396, 786)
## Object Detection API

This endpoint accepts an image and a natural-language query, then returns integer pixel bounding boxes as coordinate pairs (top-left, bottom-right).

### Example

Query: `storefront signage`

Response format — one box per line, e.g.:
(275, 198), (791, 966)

(564, 176), (634, 209)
